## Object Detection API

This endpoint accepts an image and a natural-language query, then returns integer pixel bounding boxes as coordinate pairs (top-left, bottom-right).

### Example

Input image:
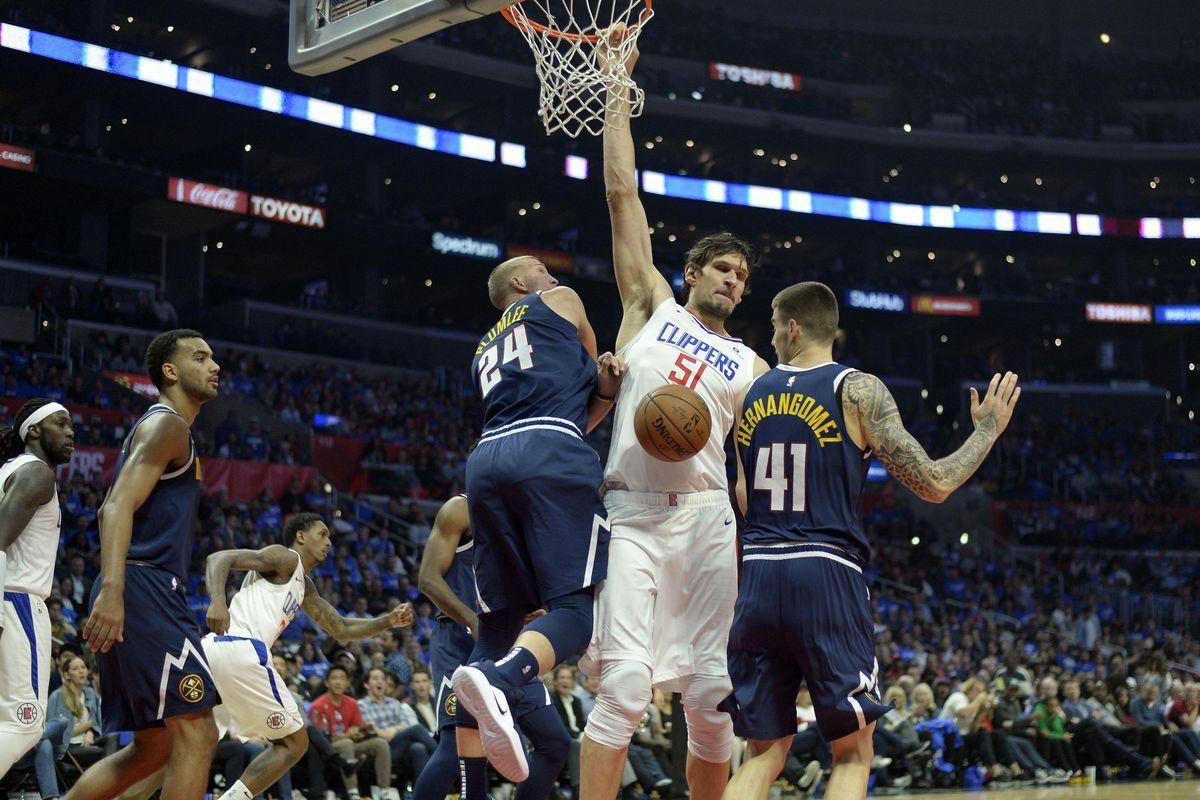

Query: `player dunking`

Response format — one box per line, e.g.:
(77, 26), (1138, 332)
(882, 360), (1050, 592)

(66, 329), (221, 800)
(580, 30), (770, 800)
(413, 494), (571, 800)
(450, 256), (623, 796)
(724, 283), (1020, 800)
(0, 399), (73, 775)
(118, 512), (414, 800)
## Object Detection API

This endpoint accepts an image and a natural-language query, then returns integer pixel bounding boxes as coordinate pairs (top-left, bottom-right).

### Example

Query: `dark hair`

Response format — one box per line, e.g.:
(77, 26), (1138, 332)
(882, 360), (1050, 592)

(326, 665), (349, 682)
(772, 282), (839, 346)
(411, 667), (431, 679)
(683, 232), (757, 299)
(0, 398), (55, 461)
(284, 512), (325, 546)
(144, 328), (204, 390)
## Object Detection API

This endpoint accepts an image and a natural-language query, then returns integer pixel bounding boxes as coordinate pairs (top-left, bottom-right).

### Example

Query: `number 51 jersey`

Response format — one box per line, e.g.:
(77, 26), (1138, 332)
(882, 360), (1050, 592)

(606, 300), (757, 493)
(471, 291), (596, 433)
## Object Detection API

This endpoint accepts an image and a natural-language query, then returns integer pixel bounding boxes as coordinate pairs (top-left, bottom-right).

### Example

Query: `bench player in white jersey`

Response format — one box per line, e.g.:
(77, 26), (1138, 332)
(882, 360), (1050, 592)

(0, 398), (74, 776)
(120, 512), (413, 800)
(579, 30), (771, 800)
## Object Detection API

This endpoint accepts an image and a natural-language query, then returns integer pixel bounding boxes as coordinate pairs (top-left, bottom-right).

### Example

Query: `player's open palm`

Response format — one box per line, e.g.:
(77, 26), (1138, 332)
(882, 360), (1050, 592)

(389, 602), (414, 628)
(84, 587), (125, 653)
(207, 602), (231, 636)
(970, 371), (1021, 440)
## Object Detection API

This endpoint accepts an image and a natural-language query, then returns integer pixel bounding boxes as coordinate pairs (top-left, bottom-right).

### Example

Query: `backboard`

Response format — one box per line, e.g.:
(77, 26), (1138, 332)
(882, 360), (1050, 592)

(289, 0), (512, 76)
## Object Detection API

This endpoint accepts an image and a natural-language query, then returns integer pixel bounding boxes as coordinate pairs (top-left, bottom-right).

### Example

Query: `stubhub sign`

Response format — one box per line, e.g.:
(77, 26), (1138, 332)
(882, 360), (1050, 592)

(432, 231), (502, 260)
(845, 289), (907, 312)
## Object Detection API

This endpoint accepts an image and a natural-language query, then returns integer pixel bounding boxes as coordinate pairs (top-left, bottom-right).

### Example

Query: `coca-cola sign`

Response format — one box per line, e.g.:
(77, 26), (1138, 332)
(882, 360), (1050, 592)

(249, 194), (326, 229)
(167, 177), (248, 214)
(0, 143), (35, 172)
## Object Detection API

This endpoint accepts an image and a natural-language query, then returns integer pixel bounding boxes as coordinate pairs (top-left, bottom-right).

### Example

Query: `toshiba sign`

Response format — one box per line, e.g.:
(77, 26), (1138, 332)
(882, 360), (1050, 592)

(168, 177), (248, 214)
(1085, 302), (1152, 324)
(709, 62), (802, 92)
(0, 143), (36, 172)
(249, 195), (326, 229)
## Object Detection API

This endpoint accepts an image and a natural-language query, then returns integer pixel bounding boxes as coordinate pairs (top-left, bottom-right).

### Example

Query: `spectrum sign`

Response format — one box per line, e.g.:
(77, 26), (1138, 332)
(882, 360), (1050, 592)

(431, 231), (502, 260)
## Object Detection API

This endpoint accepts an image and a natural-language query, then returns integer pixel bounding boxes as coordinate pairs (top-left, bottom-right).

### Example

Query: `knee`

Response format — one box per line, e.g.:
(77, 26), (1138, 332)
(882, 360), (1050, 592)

(174, 714), (219, 752)
(282, 728), (310, 764)
(584, 660), (653, 749)
(681, 675), (735, 763)
(831, 724), (875, 766)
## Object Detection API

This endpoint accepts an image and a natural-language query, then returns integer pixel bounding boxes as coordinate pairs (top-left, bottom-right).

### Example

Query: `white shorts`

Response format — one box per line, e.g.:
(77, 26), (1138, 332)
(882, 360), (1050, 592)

(581, 490), (738, 689)
(0, 592), (50, 735)
(201, 634), (304, 740)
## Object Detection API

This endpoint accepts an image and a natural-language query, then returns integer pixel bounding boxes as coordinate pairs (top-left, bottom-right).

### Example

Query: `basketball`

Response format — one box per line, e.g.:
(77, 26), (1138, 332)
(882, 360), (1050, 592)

(633, 384), (712, 462)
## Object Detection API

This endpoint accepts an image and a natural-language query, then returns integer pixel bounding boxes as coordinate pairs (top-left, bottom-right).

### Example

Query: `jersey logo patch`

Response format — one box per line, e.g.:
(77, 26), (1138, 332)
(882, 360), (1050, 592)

(179, 674), (206, 703)
(445, 692), (457, 717)
(267, 711), (286, 730)
(16, 702), (38, 725)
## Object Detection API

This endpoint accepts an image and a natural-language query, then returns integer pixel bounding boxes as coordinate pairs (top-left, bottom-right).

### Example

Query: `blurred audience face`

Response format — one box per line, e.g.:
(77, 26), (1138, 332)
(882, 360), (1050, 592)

(411, 671), (432, 702)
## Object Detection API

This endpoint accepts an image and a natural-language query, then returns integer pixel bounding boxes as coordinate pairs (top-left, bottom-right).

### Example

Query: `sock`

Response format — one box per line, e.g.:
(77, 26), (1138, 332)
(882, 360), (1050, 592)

(218, 780), (254, 800)
(459, 756), (488, 799)
(494, 646), (540, 686)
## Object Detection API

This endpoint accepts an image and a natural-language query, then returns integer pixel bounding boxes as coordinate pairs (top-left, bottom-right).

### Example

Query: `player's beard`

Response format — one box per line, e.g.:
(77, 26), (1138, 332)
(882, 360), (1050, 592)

(184, 371), (219, 402)
(691, 293), (734, 322)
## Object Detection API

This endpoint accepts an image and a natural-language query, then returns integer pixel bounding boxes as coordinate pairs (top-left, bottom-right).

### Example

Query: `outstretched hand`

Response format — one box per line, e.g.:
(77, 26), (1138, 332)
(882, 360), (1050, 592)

(597, 23), (639, 78)
(970, 372), (1021, 440)
(389, 602), (414, 629)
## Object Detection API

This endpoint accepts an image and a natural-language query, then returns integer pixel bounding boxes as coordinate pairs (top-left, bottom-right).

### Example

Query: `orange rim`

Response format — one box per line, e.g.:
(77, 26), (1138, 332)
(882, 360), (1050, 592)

(501, 0), (653, 44)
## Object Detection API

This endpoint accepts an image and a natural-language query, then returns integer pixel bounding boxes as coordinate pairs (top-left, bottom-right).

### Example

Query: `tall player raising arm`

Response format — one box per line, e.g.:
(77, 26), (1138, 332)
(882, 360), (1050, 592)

(85, 410), (192, 653)
(599, 27), (674, 352)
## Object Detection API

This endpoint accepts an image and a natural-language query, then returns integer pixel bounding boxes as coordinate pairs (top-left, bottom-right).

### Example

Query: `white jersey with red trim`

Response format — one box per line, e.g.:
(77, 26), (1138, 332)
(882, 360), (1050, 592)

(225, 548), (305, 649)
(605, 299), (757, 494)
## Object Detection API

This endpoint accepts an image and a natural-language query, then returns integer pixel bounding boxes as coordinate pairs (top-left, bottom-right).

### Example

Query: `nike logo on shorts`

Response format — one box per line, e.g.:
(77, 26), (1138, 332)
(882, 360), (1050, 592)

(724, 518), (734, 526)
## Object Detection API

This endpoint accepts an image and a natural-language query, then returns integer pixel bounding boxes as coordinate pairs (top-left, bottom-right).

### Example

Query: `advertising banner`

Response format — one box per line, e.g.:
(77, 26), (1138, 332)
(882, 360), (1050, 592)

(0, 142), (35, 172)
(431, 231), (502, 260)
(249, 194), (326, 229)
(1155, 305), (1200, 325)
(910, 295), (981, 317)
(103, 370), (160, 399)
(167, 177), (248, 213)
(1085, 302), (1152, 323)
(709, 62), (802, 92)
(845, 289), (907, 313)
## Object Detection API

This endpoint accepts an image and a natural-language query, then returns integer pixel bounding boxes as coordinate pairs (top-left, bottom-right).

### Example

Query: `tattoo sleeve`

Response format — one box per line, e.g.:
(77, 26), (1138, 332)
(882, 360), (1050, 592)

(302, 578), (393, 643)
(842, 372), (998, 503)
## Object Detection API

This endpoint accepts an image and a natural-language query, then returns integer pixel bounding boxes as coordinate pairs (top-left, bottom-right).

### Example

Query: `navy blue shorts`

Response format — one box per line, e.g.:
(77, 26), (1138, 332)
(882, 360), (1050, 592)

(465, 428), (609, 613)
(90, 564), (219, 732)
(727, 543), (891, 743)
(431, 617), (474, 730)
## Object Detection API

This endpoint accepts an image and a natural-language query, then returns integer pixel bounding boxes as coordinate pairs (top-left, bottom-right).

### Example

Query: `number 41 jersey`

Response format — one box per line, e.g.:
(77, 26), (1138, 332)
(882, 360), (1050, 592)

(471, 291), (596, 433)
(735, 362), (872, 564)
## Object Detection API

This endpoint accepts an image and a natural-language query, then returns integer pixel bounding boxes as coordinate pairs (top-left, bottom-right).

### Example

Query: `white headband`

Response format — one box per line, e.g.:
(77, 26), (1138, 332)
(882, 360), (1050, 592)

(19, 402), (69, 442)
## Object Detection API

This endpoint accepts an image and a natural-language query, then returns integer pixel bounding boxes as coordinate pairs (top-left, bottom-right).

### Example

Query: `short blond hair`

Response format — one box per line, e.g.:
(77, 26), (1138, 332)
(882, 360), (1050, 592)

(487, 256), (536, 309)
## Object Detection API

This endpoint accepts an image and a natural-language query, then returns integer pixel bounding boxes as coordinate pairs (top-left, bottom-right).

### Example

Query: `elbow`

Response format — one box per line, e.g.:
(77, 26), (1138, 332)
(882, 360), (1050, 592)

(605, 187), (638, 209)
(416, 574), (433, 596)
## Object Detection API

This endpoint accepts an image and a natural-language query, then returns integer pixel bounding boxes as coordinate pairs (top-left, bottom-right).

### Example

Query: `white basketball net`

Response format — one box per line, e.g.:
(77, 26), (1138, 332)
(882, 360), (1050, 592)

(503, 0), (653, 138)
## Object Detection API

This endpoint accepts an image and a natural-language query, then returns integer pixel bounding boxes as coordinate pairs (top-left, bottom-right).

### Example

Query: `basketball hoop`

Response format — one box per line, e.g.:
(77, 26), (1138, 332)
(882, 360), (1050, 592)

(501, 0), (654, 138)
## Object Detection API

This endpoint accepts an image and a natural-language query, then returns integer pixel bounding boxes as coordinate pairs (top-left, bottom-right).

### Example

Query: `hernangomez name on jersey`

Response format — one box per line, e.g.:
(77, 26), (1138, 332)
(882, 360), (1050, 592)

(0, 453), (61, 599)
(606, 299), (757, 493)
(225, 549), (306, 649)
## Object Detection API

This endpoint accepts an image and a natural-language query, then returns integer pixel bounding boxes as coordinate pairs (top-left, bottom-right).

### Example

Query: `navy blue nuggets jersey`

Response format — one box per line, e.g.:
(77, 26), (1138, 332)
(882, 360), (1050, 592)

(735, 363), (871, 564)
(113, 404), (203, 580)
(437, 528), (480, 621)
(471, 292), (596, 433)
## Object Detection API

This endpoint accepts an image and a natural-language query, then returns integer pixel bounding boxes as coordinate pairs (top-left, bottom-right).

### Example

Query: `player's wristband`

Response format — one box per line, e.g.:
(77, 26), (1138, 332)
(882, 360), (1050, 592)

(593, 391), (615, 403)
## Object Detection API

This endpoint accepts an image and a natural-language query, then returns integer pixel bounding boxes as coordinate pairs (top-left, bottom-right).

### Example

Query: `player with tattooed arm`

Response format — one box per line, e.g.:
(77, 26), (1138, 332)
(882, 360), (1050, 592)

(724, 282), (1020, 800)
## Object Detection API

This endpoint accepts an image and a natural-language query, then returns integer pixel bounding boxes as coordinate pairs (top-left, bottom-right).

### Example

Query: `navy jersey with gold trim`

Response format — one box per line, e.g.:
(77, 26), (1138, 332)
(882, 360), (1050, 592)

(110, 403), (203, 580)
(735, 362), (871, 564)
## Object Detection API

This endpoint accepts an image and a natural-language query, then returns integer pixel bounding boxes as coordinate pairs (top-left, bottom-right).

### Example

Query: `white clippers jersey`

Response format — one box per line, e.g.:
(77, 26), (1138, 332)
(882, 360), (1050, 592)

(226, 548), (305, 649)
(0, 454), (61, 599)
(606, 300), (758, 494)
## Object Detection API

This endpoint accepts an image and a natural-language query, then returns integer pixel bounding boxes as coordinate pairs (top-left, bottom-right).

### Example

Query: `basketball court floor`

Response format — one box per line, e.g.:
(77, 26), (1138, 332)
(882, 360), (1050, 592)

(885, 781), (1200, 800)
